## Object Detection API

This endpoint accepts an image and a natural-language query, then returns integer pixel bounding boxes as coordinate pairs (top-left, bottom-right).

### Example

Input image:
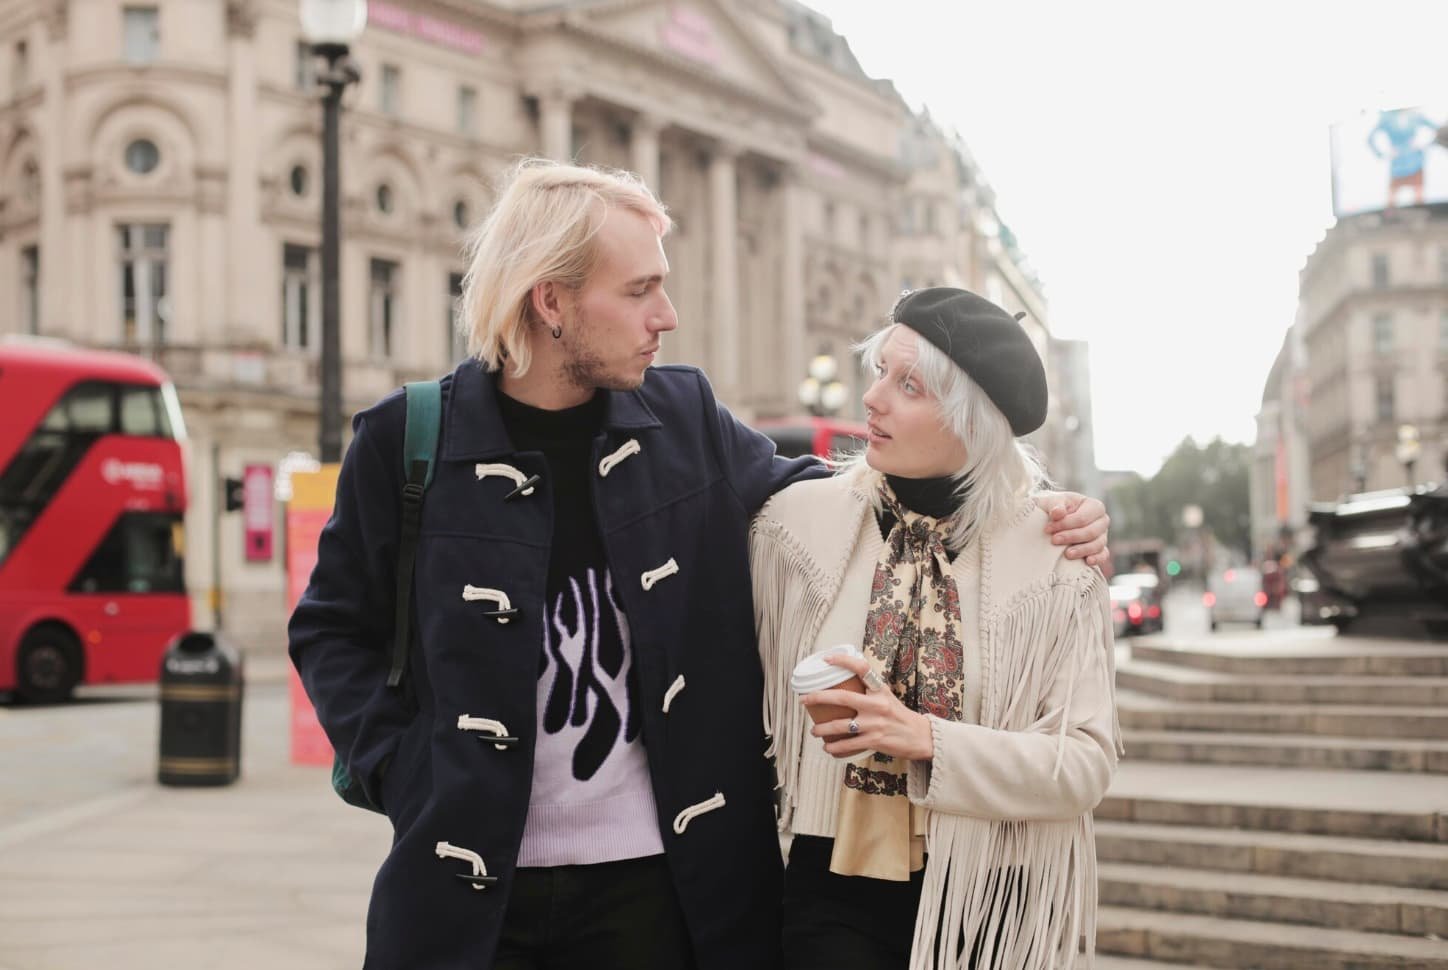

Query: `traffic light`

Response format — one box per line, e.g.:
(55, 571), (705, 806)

(1166, 559), (1182, 577)
(223, 476), (244, 512)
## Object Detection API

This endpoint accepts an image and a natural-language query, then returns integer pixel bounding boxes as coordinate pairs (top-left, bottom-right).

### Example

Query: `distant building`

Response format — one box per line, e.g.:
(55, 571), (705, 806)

(1249, 320), (1311, 560)
(1046, 338), (1101, 497)
(0, 0), (1074, 651)
(1296, 206), (1448, 501)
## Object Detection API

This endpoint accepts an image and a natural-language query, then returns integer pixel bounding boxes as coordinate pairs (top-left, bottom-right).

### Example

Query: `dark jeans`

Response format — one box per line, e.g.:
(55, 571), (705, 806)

(494, 853), (696, 970)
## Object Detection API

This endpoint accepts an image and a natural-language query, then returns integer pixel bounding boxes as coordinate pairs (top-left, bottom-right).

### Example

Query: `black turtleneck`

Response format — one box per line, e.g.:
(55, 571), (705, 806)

(879, 473), (967, 561)
(494, 388), (608, 603)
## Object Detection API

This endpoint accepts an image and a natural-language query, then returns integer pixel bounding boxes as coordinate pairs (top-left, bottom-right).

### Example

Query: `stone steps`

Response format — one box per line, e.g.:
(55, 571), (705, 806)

(1096, 791), (1448, 843)
(1130, 639), (1448, 677)
(1116, 693), (1448, 739)
(1094, 820), (1448, 890)
(1115, 659), (1448, 705)
(1122, 729), (1448, 773)
(1099, 862), (1448, 935)
(1096, 906), (1448, 969)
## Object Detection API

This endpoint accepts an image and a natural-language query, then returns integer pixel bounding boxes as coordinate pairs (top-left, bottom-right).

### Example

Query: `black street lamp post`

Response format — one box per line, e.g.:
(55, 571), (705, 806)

(301, 0), (366, 463)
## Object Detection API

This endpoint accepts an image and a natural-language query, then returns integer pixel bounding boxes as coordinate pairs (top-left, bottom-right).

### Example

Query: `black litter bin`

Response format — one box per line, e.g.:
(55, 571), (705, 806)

(158, 631), (243, 786)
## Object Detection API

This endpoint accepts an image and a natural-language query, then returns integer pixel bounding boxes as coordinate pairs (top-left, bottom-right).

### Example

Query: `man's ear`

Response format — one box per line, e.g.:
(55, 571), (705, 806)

(529, 280), (564, 330)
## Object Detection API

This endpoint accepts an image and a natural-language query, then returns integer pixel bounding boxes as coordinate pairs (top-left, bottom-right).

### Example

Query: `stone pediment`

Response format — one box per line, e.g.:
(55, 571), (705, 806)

(571, 0), (813, 114)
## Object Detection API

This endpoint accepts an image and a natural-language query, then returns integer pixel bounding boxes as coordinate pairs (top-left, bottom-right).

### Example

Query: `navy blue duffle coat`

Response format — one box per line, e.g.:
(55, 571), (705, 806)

(289, 359), (824, 969)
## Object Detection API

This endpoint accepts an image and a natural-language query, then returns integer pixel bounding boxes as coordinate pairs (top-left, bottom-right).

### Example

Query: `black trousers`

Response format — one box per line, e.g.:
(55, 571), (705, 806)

(781, 836), (924, 970)
(494, 853), (696, 970)
(783, 836), (1017, 970)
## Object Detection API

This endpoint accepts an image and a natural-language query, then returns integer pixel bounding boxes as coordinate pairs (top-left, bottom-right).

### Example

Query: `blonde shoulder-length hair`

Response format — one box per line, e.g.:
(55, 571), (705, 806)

(459, 157), (672, 377)
(839, 323), (1052, 552)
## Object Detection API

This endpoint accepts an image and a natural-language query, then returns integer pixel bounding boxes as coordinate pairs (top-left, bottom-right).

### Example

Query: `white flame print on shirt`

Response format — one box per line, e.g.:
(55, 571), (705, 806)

(539, 568), (642, 781)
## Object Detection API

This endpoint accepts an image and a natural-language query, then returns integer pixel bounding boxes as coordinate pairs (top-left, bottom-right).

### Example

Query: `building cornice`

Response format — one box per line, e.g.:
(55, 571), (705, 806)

(65, 63), (229, 94)
(522, 10), (817, 128)
(1307, 285), (1448, 336)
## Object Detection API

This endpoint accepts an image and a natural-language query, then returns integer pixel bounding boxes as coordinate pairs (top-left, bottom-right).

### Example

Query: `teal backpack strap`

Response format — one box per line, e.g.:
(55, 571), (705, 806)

(334, 379), (442, 813)
(388, 379), (442, 688)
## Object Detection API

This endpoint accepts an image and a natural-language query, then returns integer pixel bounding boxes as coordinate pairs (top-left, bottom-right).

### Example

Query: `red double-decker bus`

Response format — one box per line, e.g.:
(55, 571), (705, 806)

(0, 340), (190, 702)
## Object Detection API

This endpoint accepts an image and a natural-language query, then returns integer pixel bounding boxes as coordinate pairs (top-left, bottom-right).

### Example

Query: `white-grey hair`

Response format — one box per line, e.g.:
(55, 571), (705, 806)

(840, 323), (1052, 552)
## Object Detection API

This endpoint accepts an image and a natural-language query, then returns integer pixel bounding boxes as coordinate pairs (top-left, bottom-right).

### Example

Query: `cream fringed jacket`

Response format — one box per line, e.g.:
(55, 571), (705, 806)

(750, 474), (1122, 970)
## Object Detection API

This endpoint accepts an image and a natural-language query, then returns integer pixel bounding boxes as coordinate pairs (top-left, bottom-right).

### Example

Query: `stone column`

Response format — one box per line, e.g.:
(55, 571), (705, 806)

(781, 162), (806, 414)
(225, 8), (260, 344)
(37, 18), (69, 337)
(539, 93), (573, 161)
(631, 114), (662, 193)
(709, 143), (740, 400)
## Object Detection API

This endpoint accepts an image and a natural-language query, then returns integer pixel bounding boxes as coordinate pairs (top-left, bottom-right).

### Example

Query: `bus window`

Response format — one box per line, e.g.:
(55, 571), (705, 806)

(69, 511), (185, 594)
(42, 381), (114, 433)
(120, 384), (166, 437)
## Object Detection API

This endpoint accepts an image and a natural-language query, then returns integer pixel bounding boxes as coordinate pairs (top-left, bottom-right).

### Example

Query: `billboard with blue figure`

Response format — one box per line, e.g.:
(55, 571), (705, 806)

(1331, 106), (1448, 217)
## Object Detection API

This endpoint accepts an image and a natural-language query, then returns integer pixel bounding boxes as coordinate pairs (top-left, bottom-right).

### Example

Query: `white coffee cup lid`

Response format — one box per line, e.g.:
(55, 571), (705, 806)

(790, 644), (865, 695)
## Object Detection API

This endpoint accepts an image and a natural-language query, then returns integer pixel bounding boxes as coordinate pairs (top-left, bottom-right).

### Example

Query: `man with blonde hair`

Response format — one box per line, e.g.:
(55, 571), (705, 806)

(290, 158), (1109, 970)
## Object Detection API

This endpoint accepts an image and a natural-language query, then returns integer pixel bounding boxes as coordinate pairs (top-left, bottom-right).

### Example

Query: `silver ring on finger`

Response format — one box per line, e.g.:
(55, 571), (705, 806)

(862, 669), (886, 693)
(847, 719), (860, 735)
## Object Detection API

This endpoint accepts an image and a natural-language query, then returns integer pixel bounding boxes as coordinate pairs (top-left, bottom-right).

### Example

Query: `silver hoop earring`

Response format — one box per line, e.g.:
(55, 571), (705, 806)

(551, 325), (562, 339)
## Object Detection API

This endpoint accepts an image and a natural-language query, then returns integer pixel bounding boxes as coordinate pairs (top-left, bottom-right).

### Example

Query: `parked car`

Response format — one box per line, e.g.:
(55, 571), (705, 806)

(1109, 571), (1164, 637)
(1204, 566), (1266, 631)
(1300, 485), (1448, 638)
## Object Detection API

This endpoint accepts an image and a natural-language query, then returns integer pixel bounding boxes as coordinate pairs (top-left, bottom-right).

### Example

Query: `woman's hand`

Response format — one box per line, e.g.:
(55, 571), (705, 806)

(1038, 491), (1111, 567)
(802, 652), (934, 762)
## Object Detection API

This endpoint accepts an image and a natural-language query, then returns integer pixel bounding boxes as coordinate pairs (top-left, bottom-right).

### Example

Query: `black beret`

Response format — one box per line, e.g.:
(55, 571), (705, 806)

(891, 287), (1048, 436)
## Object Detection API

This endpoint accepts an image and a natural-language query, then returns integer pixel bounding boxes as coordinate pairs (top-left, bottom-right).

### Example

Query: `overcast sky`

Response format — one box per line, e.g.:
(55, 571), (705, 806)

(805, 0), (1448, 475)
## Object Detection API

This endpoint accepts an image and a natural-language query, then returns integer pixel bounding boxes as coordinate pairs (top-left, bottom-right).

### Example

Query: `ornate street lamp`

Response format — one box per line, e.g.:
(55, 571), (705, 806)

(797, 352), (847, 417)
(300, 0), (366, 462)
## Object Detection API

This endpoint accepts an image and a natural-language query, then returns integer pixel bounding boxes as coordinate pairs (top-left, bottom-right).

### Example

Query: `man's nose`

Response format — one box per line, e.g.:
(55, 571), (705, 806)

(653, 293), (679, 332)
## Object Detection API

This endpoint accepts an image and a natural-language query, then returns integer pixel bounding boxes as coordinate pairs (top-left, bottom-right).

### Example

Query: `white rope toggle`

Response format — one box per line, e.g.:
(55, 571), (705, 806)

(662, 675), (686, 713)
(673, 792), (726, 835)
(598, 439), (641, 477)
(475, 463), (535, 496)
(457, 714), (512, 751)
(640, 558), (679, 591)
(435, 841), (491, 890)
(462, 585), (513, 623)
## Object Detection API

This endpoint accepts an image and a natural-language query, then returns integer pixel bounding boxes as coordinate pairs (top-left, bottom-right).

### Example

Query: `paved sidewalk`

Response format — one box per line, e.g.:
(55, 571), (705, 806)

(0, 655), (390, 970)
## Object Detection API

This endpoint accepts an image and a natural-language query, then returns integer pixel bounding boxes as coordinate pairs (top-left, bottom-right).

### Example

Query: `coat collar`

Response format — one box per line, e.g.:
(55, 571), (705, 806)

(441, 358), (663, 460)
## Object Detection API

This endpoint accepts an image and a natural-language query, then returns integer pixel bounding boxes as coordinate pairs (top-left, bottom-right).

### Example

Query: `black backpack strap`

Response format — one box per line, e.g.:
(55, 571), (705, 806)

(388, 380), (442, 689)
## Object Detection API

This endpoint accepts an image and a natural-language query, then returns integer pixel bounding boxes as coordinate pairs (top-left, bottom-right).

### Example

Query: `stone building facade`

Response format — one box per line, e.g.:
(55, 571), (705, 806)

(1296, 206), (1448, 503)
(0, 0), (1071, 650)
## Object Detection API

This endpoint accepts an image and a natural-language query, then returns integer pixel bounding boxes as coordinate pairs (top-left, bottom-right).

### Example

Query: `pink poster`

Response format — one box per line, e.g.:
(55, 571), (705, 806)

(243, 463), (274, 562)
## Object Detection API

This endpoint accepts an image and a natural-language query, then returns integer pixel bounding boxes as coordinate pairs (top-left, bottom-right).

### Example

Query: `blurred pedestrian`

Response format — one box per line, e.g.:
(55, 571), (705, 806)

(752, 287), (1122, 970)
(290, 162), (1112, 970)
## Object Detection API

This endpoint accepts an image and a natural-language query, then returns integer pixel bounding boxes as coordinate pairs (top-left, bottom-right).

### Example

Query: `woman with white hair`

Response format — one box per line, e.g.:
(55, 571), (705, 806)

(751, 287), (1122, 970)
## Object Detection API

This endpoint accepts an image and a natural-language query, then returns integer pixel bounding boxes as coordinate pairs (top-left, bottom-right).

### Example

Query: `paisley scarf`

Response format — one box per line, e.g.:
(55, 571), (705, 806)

(830, 482), (965, 880)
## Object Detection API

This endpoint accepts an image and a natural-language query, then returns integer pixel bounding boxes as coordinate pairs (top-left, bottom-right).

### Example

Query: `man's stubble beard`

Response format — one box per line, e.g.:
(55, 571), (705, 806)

(560, 307), (647, 393)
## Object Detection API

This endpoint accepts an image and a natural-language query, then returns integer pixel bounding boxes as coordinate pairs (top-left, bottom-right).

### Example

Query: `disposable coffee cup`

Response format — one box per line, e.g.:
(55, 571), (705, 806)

(790, 644), (867, 734)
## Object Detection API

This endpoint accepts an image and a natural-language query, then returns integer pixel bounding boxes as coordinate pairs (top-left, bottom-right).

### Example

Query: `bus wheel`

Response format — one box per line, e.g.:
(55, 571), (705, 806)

(17, 625), (81, 704)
